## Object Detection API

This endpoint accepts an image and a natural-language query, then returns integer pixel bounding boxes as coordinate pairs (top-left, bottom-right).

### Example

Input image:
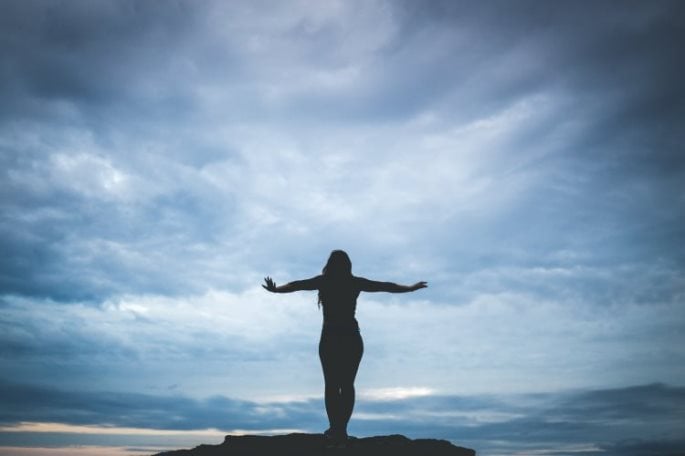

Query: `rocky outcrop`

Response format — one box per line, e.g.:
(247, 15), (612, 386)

(153, 433), (476, 456)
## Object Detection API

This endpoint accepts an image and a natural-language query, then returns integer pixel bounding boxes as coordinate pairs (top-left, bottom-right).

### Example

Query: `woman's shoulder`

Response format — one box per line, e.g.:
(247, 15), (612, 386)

(293, 275), (323, 290)
(352, 276), (371, 287)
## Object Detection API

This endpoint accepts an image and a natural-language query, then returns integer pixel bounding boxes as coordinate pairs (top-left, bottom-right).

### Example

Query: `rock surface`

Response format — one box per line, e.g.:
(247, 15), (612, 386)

(153, 433), (476, 456)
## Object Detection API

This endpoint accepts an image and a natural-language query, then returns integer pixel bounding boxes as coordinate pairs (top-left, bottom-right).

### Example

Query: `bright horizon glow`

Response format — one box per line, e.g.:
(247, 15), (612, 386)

(0, 423), (227, 436)
(0, 447), (154, 456)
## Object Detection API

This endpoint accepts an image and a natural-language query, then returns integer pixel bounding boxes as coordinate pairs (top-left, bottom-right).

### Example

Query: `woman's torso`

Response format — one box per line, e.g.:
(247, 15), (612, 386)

(318, 275), (362, 329)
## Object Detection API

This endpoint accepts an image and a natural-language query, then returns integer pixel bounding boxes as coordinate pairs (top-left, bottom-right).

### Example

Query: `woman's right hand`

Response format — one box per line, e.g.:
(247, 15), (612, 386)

(263, 276), (277, 292)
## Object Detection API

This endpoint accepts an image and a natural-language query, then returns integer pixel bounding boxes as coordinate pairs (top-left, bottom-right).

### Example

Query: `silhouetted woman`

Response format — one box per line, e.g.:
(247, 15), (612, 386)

(263, 250), (427, 444)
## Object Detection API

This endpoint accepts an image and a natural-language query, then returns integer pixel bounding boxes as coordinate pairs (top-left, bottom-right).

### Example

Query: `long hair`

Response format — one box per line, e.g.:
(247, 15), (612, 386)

(318, 250), (353, 308)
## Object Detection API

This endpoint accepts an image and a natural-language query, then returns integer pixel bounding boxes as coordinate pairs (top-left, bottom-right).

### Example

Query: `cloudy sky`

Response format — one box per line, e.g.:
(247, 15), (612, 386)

(1, 1), (684, 455)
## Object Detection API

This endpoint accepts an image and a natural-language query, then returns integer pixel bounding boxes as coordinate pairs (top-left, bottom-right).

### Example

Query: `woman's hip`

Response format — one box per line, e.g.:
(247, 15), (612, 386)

(319, 329), (363, 359)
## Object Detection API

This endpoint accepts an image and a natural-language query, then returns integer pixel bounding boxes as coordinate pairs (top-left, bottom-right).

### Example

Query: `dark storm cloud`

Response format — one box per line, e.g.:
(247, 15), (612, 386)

(0, 378), (324, 431)
(601, 439), (685, 456)
(1, 381), (684, 455)
(2, 0), (684, 302)
(0, 0), (202, 120)
(397, 0), (685, 255)
(391, 1), (685, 271)
(341, 0), (685, 172)
(3, 0), (682, 128)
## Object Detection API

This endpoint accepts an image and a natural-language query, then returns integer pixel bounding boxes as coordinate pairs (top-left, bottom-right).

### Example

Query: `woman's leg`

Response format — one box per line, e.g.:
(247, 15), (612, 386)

(338, 332), (363, 433)
(319, 332), (341, 432)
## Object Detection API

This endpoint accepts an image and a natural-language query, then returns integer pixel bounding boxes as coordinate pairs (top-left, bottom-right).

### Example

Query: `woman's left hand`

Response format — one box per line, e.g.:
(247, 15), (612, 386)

(411, 281), (428, 291)
(262, 276), (277, 292)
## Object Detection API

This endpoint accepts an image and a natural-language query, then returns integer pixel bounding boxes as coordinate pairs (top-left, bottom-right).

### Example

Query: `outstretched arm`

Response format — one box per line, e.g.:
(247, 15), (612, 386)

(358, 278), (428, 293)
(262, 276), (320, 293)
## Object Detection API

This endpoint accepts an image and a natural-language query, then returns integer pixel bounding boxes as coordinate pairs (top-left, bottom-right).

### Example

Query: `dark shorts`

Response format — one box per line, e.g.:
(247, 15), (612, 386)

(319, 321), (364, 386)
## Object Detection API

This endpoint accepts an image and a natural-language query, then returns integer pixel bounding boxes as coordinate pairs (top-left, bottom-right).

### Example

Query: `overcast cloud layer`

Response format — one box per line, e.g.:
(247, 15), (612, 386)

(1, 1), (684, 455)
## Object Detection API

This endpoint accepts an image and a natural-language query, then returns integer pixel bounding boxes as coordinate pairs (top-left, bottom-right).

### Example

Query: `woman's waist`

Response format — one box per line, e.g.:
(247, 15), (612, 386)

(322, 318), (360, 333)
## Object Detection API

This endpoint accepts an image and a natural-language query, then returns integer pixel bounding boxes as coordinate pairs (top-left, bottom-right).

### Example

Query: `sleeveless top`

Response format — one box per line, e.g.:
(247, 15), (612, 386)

(317, 275), (364, 333)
